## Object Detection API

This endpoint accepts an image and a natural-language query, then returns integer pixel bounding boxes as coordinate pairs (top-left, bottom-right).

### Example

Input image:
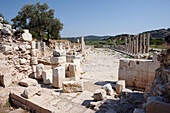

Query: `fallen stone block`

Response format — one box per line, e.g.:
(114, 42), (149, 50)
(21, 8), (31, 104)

(62, 81), (84, 93)
(53, 50), (66, 57)
(42, 70), (52, 84)
(116, 80), (125, 95)
(19, 58), (27, 65)
(120, 88), (132, 96)
(36, 64), (44, 79)
(52, 67), (65, 88)
(19, 78), (38, 87)
(50, 57), (66, 65)
(102, 83), (114, 95)
(90, 101), (101, 107)
(0, 45), (12, 53)
(22, 85), (41, 99)
(0, 73), (12, 87)
(146, 97), (170, 113)
(93, 89), (106, 101)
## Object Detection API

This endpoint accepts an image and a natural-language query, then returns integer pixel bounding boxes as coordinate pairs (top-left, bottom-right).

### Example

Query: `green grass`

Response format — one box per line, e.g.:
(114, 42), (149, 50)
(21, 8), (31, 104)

(125, 55), (134, 59)
(150, 45), (165, 49)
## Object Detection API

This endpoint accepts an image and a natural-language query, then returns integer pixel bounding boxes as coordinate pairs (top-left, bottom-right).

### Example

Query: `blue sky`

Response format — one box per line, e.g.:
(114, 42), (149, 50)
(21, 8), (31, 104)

(0, 0), (170, 37)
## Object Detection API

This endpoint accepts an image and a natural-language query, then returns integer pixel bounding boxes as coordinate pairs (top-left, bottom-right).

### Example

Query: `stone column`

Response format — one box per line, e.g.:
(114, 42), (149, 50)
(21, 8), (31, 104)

(136, 35), (139, 54)
(132, 38), (134, 54)
(128, 36), (131, 54)
(81, 36), (85, 54)
(139, 34), (142, 53)
(36, 42), (41, 50)
(125, 36), (127, 52)
(142, 33), (146, 53)
(146, 33), (150, 53)
(133, 37), (136, 54)
(41, 42), (46, 56)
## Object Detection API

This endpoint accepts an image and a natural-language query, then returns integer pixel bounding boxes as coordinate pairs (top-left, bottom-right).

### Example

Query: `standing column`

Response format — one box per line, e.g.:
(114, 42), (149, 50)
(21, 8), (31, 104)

(133, 37), (136, 54)
(113, 40), (116, 48)
(81, 36), (85, 54)
(125, 36), (127, 52)
(136, 35), (139, 54)
(128, 36), (131, 54)
(142, 33), (146, 53)
(139, 34), (142, 54)
(131, 38), (134, 54)
(146, 33), (150, 53)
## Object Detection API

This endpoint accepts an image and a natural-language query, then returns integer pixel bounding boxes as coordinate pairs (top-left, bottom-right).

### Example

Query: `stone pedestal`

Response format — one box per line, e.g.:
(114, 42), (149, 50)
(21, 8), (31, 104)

(52, 67), (65, 88)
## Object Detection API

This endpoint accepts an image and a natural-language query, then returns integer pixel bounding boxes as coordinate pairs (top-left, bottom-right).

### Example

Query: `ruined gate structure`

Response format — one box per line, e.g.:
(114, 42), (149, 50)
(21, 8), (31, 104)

(113, 33), (150, 58)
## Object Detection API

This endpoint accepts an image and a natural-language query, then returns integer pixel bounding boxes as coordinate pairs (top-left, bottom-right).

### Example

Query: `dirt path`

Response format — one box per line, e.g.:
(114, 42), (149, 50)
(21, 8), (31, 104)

(81, 48), (124, 82)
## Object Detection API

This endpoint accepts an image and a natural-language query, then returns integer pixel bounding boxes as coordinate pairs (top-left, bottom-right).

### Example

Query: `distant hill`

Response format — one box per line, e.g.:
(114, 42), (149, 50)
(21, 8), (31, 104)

(109, 28), (170, 40)
(62, 28), (170, 42)
(144, 28), (170, 39)
(62, 35), (111, 42)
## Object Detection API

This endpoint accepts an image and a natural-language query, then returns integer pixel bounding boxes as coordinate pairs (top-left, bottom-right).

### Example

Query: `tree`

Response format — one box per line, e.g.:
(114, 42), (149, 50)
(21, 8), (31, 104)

(11, 2), (63, 43)
(0, 13), (10, 24)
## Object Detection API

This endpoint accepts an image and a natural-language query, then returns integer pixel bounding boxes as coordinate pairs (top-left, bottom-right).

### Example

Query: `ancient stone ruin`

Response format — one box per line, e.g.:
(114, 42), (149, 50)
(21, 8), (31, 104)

(0, 20), (169, 113)
(113, 33), (150, 58)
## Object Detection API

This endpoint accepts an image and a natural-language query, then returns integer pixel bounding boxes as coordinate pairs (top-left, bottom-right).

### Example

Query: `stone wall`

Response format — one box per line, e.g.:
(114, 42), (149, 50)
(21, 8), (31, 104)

(118, 54), (160, 92)
(143, 39), (170, 113)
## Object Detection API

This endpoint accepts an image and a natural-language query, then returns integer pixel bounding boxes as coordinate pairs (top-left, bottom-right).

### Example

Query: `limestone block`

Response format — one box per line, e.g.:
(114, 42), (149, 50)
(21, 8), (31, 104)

(19, 78), (38, 87)
(53, 50), (66, 57)
(135, 70), (143, 81)
(1, 45), (12, 53)
(62, 81), (84, 93)
(0, 23), (2, 29)
(44, 65), (52, 70)
(25, 45), (31, 50)
(2, 27), (12, 35)
(116, 80), (125, 95)
(31, 41), (36, 49)
(138, 61), (150, 71)
(142, 71), (149, 82)
(21, 29), (32, 42)
(101, 83), (114, 95)
(149, 62), (160, 73)
(129, 60), (137, 70)
(118, 68), (126, 80)
(32, 65), (36, 73)
(19, 58), (27, 65)
(0, 17), (3, 22)
(22, 85), (41, 99)
(68, 64), (80, 78)
(50, 57), (66, 65)
(148, 72), (155, 83)
(31, 49), (37, 57)
(52, 67), (65, 88)
(31, 57), (38, 65)
(93, 89), (106, 101)
(0, 73), (12, 87)
(135, 81), (146, 88)
(38, 58), (51, 65)
(146, 97), (170, 113)
(36, 64), (44, 79)
(42, 70), (52, 84)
